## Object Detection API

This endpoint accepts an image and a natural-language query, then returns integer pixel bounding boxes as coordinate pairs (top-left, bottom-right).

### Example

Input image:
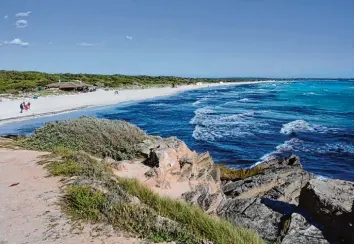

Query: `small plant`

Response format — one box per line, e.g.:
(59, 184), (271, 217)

(63, 185), (108, 222)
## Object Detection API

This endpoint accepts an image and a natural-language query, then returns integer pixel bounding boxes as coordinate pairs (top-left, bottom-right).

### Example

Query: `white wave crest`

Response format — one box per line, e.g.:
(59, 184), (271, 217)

(192, 97), (208, 106)
(190, 108), (256, 127)
(148, 103), (167, 107)
(280, 120), (330, 135)
(239, 98), (251, 102)
(190, 108), (265, 142)
(303, 92), (320, 96)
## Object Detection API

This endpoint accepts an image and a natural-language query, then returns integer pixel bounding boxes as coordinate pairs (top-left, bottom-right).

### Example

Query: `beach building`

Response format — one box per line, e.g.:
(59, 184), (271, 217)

(46, 81), (95, 92)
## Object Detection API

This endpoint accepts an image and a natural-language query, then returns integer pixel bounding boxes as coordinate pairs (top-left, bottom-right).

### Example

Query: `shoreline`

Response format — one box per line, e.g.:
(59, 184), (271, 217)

(0, 80), (277, 126)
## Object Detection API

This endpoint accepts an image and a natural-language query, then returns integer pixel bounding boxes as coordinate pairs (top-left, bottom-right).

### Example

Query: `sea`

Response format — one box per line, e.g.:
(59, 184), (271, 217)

(0, 80), (353, 181)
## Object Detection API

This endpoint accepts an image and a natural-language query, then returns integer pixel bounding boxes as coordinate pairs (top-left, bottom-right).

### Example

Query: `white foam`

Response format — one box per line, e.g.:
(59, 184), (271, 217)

(253, 138), (304, 167)
(280, 120), (314, 135)
(316, 175), (330, 181)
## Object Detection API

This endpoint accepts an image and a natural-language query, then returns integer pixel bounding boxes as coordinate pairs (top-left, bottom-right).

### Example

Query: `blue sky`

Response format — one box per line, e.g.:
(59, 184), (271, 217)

(0, 0), (353, 78)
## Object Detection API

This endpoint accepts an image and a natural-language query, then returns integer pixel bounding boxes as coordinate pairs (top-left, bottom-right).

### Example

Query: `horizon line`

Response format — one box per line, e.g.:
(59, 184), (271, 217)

(0, 69), (353, 80)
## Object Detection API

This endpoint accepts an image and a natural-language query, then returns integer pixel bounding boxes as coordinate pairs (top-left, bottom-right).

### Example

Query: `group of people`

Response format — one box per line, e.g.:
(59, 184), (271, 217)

(20, 101), (31, 113)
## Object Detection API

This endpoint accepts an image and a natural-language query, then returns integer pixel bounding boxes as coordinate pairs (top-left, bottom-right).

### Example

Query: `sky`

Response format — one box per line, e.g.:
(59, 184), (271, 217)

(0, 0), (353, 78)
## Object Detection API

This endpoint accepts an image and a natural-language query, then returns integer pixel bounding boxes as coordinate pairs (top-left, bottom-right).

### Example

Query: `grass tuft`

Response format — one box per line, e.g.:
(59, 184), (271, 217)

(117, 178), (262, 244)
(63, 185), (108, 222)
(45, 159), (83, 176)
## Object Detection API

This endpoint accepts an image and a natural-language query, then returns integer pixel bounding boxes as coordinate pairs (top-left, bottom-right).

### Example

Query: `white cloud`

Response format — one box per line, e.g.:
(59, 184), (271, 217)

(15, 11), (32, 17)
(16, 19), (28, 28)
(78, 41), (104, 47)
(78, 42), (94, 47)
(4, 15), (8, 19)
(3, 38), (29, 47)
(126, 36), (133, 40)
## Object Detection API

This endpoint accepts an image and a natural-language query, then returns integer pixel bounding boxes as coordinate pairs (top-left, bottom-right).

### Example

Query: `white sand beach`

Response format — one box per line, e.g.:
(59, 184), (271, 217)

(0, 81), (271, 125)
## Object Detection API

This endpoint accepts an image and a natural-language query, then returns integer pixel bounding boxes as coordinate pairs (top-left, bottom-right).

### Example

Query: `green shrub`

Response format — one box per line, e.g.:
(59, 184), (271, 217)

(22, 117), (155, 160)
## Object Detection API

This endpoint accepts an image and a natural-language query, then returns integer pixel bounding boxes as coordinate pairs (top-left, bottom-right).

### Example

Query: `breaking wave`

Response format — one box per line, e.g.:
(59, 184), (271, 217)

(280, 120), (330, 135)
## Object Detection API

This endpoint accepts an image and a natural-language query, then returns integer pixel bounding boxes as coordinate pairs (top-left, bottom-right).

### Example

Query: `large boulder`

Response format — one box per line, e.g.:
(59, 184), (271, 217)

(281, 213), (329, 244)
(299, 179), (354, 243)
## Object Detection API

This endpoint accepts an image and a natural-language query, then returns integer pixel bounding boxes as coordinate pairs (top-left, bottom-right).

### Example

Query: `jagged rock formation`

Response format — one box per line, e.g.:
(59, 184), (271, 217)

(183, 155), (353, 243)
(299, 179), (354, 243)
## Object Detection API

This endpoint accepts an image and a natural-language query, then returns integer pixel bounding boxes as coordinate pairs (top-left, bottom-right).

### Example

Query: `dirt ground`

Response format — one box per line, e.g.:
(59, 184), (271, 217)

(0, 147), (152, 244)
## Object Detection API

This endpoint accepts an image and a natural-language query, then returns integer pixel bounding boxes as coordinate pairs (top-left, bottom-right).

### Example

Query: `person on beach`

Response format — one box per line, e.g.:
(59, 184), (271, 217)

(24, 102), (28, 111)
(20, 102), (24, 113)
(27, 101), (31, 109)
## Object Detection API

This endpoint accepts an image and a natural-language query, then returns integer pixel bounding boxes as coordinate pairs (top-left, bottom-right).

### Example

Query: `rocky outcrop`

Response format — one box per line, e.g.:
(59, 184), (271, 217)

(112, 132), (353, 244)
(222, 155), (314, 204)
(183, 154), (354, 243)
(138, 137), (219, 190)
(299, 179), (354, 243)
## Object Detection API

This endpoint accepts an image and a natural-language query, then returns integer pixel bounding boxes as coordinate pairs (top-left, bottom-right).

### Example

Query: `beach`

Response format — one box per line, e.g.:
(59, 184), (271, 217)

(0, 81), (264, 125)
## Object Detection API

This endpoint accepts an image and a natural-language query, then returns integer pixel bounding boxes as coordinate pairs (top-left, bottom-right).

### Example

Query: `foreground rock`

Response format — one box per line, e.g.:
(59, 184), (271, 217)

(299, 179), (354, 243)
(281, 213), (329, 244)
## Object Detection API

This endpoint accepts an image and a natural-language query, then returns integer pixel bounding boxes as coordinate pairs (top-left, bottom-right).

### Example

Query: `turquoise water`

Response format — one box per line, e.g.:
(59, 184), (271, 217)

(1, 80), (353, 180)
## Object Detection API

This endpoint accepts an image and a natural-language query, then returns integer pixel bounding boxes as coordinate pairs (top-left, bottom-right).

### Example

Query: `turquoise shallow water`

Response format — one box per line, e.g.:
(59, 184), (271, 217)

(1, 80), (353, 180)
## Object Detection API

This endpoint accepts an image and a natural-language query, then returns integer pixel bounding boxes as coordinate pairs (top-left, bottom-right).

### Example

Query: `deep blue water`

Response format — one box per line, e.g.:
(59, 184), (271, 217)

(1, 80), (353, 181)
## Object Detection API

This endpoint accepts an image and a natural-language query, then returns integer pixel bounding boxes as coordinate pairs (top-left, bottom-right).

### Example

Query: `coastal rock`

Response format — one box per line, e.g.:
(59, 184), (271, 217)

(183, 184), (226, 214)
(281, 213), (329, 244)
(299, 179), (354, 243)
(222, 155), (314, 204)
(139, 137), (220, 192)
(217, 197), (284, 242)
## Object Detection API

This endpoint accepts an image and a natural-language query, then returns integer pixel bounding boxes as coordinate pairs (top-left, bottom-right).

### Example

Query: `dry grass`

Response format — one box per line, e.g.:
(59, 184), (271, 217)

(219, 164), (266, 181)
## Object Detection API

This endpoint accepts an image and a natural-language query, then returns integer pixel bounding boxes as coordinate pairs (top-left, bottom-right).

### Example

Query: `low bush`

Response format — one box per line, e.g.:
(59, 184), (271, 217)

(22, 117), (155, 160)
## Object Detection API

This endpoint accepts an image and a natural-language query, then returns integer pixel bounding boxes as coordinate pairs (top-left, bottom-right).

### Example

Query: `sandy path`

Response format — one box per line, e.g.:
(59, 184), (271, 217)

(0, 148), (148, 244)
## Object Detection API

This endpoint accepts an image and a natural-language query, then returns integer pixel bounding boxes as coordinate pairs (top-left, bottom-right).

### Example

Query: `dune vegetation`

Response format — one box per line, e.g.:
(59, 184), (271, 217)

(39, 149), (263, 244)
